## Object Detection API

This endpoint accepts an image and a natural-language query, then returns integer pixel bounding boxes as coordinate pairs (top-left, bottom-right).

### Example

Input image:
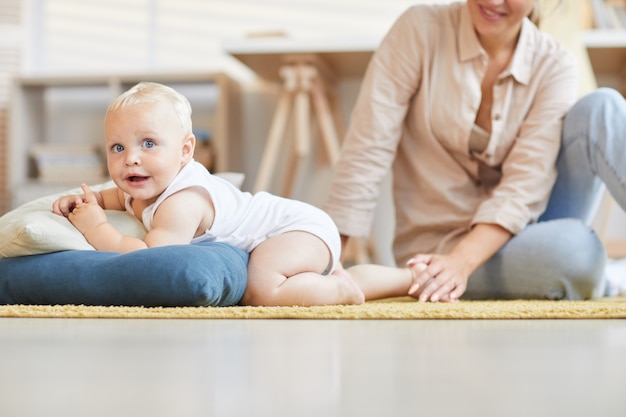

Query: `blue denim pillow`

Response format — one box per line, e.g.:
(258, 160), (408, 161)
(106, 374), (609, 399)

(0, 241), (248, 307)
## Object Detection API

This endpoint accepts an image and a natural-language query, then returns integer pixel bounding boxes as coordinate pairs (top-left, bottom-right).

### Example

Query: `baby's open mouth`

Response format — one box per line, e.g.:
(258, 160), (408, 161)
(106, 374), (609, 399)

(127, 175), (149, 183)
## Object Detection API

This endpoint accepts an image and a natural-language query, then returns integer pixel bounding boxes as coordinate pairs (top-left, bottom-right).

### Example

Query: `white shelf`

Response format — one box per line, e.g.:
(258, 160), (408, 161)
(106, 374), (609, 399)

(223, 36), (380, 82)
(582, 29), (626, 47)
(8, 71), (241, 209)
(581, 29), (626, 93)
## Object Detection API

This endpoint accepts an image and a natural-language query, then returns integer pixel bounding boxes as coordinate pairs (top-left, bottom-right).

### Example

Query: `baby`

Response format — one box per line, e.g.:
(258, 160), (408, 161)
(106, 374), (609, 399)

(53, 82), (416, 306)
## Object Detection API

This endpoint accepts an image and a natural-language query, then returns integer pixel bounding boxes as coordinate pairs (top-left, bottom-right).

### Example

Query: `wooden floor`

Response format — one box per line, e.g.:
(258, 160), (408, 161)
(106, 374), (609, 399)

(1, 317), (625, 417)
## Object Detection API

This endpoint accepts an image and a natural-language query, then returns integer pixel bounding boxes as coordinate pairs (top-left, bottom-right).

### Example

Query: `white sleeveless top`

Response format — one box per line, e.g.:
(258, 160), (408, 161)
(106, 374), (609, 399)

(125, 160), (341, 271)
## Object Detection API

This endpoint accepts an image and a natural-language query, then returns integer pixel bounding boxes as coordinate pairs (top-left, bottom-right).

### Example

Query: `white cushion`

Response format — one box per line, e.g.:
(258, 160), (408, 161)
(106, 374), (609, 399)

(0, 172), (245, 259)
(0, 182), (144, 259)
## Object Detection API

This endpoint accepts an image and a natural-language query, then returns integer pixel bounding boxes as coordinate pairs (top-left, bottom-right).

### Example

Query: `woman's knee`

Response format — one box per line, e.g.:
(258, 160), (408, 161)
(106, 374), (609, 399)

(564, 88), (624, 137)
(471, 219), (607, 300)
(568, 88), (623, 117)
(529, 219), (607, 299)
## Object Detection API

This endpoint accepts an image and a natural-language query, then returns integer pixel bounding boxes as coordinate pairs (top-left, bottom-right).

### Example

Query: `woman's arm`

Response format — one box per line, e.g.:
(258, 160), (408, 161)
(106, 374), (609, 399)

(409, 56), (577, 303)
(325, 7), (426, 238)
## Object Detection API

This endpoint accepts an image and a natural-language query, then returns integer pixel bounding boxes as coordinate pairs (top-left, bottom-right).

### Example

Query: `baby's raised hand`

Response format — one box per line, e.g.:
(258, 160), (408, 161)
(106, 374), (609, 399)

(52, 193), (86, 217)
(79, 183), (99, 206)
(67, 184), (107, 236)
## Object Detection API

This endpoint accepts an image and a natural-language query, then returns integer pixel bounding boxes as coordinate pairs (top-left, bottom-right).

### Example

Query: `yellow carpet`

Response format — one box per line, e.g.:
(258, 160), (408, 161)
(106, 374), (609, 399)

(1, 297), (625, 319)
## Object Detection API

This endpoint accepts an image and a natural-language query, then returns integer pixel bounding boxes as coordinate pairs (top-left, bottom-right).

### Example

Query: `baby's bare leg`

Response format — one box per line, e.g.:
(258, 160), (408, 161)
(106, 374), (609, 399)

(241, 231), (365, 307)
(346, 264), (413, 301)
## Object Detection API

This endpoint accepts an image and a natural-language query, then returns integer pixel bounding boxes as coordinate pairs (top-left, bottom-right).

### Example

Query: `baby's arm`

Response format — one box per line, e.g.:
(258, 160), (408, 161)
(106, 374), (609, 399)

(143, 187), (214, 247)
(72, 185), (213, 253)
(63, 184), (139, 252)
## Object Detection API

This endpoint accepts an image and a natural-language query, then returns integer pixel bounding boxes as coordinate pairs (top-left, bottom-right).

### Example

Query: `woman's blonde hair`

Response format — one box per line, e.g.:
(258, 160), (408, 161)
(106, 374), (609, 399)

(528, 1), (541, 26)
(528, 0), (563, 27)
(107, 81), (193, 136)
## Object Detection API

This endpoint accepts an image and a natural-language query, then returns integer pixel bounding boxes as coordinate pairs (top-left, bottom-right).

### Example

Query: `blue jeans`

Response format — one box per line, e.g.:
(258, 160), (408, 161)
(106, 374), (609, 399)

(465, 88), (626, 300)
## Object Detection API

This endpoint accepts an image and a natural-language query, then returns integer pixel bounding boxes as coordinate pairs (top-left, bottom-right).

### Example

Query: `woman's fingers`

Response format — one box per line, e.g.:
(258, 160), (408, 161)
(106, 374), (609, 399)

(407, 255), (435, 296)
(426, 278), (456, 302)
(407, 261), (428, 295)
(419, 272), (467, 302)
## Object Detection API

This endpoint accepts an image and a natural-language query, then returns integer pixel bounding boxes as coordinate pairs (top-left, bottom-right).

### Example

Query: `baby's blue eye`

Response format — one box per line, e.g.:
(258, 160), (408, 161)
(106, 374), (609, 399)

(144, 139), (155, 148)
(112, 144), (124, 153)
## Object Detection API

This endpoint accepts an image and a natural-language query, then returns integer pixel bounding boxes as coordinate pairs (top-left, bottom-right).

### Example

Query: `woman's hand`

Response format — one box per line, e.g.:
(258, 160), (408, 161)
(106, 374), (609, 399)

(407, 224), (513, 302)
(407, 253), (472, 302)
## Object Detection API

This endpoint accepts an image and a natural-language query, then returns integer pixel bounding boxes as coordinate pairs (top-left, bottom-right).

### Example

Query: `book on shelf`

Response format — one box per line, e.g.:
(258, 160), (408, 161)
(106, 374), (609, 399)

(30, 144), (107, 184)
(590, 0), (626, 29)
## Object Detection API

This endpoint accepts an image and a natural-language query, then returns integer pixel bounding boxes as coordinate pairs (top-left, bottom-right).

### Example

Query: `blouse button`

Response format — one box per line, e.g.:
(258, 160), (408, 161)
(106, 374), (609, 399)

(493, 114), (501, 121)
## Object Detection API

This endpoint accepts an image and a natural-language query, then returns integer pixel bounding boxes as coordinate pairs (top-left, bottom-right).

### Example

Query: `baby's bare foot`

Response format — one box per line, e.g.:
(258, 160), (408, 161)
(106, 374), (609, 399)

(331, 268), (366, 305)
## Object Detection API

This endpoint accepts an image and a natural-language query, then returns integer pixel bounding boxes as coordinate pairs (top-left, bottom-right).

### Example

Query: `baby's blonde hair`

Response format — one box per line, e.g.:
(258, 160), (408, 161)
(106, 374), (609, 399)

(107, 81), (193, 136)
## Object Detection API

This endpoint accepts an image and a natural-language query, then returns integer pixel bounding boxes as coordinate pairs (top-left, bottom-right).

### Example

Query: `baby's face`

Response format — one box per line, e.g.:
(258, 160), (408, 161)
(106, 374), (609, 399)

(104, 101), (193, 204)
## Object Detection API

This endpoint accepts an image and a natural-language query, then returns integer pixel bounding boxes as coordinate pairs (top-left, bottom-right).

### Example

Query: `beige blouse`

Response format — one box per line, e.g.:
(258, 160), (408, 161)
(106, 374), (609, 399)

(325, 3), (579, 264)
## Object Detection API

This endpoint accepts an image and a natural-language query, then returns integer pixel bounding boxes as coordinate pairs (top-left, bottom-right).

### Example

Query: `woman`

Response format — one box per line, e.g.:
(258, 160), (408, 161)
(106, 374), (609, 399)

(325, 0), (626, 302)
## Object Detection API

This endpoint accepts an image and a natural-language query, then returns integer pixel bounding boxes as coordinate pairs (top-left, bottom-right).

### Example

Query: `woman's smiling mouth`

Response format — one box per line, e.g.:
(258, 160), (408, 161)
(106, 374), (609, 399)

(479, 5), (506, 21)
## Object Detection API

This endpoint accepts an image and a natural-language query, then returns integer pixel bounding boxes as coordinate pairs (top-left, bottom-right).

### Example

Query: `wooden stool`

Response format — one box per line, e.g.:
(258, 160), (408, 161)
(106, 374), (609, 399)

(253, 54), (341, 196)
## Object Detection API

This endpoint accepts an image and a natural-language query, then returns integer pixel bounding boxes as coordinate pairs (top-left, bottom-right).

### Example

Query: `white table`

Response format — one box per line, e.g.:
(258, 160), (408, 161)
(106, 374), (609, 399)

(224, 36), (379, 195)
